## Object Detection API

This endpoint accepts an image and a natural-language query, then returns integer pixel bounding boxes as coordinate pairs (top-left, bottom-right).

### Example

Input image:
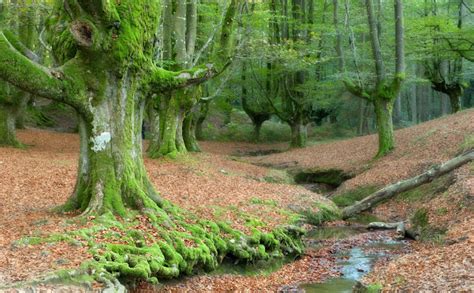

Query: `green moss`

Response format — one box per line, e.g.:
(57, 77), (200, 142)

(411, 208), (429, 229)
(17, 203), (305, 286)
(332, 186), (379, 208)
(249, 198), (278, 207)
(47, 0), (161, 69)
(365, 283), (383, 293)
(410, 208), (447, 244)
(302, 203), (341, 226)
(460, 134), (474, 152)
(397, 175), (453, 203)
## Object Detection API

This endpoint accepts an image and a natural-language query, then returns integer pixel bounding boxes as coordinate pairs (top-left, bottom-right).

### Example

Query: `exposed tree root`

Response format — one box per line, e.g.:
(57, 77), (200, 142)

(18, 202), (306, 287)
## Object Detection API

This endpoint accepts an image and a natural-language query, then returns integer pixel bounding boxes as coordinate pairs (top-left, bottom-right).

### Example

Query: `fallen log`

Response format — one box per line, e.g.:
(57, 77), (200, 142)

(342, 150), (474, 219)
(367, 221), (419, 240)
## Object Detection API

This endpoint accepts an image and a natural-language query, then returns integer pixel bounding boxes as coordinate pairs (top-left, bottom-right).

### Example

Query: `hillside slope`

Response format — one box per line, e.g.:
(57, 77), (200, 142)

(247, 109), (473, 190)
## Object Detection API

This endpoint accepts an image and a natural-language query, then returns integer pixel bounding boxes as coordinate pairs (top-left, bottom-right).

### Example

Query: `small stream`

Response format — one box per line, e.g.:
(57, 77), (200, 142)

(299, 226), (406, 293)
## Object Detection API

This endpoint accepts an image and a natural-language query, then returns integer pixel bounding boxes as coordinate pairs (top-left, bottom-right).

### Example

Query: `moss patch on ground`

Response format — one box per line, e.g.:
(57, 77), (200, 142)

(331, 186), (379, 208)
(396, 175), (454, 203)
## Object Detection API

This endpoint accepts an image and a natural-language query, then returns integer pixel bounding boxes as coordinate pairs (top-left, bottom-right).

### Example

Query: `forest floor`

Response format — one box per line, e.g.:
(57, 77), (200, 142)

(0, 109), (473, 292)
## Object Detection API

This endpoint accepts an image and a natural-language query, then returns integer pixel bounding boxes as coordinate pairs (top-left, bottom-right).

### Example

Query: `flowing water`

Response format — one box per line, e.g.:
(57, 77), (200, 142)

(300, 226), (405, 292)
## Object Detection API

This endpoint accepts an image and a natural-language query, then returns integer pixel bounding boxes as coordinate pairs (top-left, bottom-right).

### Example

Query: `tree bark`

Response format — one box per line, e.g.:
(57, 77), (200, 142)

(63, 74), (162, 216)
(0, 102), (21, 147)
(146, 99), (160, 154)
(183, 109), (201, 152)
(153, 94), (182, 158)
(195, 100), (209, 140)
(342, 150), (474, 219)
(175, 109), (187, 153)
(449, 92), (462, 113)
(374, 98), (395, 157)
(253, 120), (263, 142)
(290, 122), (307, 148)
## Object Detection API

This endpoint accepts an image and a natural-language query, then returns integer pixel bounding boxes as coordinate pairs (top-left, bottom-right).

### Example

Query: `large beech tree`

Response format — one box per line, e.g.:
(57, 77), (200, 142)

(0, 0), (214, 215)
(0, 2), (305, 284)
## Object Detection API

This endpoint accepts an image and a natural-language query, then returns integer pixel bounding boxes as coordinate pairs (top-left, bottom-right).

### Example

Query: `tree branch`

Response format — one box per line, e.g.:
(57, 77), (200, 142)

(149, 63), (223, 93)
(343, 79), (371, 101)
(0, 32), (66, 103)
(3, 30), (40, 63)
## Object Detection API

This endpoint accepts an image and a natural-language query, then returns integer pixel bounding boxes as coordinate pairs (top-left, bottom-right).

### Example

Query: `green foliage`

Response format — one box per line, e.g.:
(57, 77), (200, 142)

(202, 114), (292, 143)
(331, 186), (379, 208)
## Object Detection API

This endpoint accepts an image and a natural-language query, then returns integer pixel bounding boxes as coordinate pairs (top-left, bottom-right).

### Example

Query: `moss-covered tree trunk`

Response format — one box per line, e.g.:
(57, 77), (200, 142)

(146, 100), (160, 154)
(336, 0), (405, 158)
(290, 122), (307, 148)
(63, 75), (161, 216)
(195, 100), (209, 140)
(151, 94), (182, 158)
(150, 86), (202, 157)
(449, 93), (461, 113)
(0, 102), (21, 147)
(253, 121), (264, 142)
(175, 109), (187, 153)
(373, 98), (395, 157)
(183, 109), (201, 152)
(0, 0), (193, 215)
(14, 95), (28, 129)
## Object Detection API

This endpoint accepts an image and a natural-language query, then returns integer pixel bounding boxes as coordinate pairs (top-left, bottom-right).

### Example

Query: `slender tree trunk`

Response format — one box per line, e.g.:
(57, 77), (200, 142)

(15, 95), (28, 129)
(146, 100), (160, 154)
(441, 93), (449, 115)
(152, 94), (182, 158)
(195, 101), (209, 140)
(394, 93), (402, 124)
(411, 86), (418, 124)
(290, 122), (307, 148)
(358, 99), (365, 135)
(183, 110), (201, 152)
(448, 93), (461, 113)
(253, 120), (264, 142)
(373, 98), (395, 157)
(175, 109), (187, 153)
